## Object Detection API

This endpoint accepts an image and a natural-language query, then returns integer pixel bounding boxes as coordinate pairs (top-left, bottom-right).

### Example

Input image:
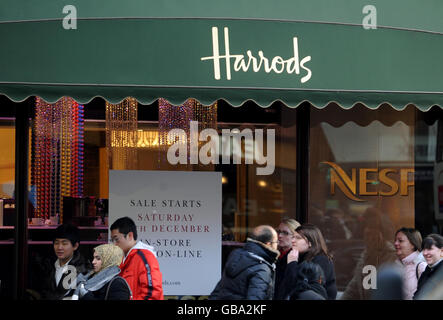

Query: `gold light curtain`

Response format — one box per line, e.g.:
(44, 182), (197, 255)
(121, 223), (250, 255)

(105, 97), (138, 170)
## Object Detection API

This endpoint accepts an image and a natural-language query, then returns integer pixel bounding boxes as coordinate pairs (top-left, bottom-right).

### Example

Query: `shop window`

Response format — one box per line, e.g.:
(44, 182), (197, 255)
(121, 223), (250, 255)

(309, 103), (442, 299)
(0, 118), (16, 298)
(98, 99), (297, 299)
(15, 97), (297, 299)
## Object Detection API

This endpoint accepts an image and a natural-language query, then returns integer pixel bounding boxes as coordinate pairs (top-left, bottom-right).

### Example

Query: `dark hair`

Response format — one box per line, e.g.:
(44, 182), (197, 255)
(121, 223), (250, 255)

(296, 224), (332, 261)
(289, 261), (327, 300)
(422, 234), (443, 250)
(395, 227), (423, 251)
(54, 224), (80, 246)
(296, 261), (325, 286)
(250, 225), (274, 244)
(110, 217), (138, 240)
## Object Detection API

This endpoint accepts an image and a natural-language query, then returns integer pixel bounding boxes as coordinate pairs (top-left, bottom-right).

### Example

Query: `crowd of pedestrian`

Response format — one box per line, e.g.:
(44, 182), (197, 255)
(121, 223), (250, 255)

(34, 217), (163, 300)
(210, 208), (443, 301)
(30, 212), (442, 300)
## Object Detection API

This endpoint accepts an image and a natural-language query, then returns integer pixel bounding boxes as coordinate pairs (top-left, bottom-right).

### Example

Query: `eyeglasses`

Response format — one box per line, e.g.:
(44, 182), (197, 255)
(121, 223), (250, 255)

(276, 230), (293, 236)
(111, 234), (126, 244)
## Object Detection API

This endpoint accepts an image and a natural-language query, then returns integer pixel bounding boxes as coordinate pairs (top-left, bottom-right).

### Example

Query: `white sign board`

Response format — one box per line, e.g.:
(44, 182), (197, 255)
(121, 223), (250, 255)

(109, 170), (222, 295)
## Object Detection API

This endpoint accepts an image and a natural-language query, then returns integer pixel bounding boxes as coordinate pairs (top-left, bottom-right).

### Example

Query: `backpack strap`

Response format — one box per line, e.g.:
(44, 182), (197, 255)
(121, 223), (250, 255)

(416, 262), (425, 280)
(105, 276), (133, 300)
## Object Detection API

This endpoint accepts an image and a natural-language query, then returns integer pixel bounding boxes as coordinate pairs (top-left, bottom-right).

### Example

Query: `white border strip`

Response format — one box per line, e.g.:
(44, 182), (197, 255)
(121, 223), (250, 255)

(0, 17), (442, 36)
(1, 81), (443, 95)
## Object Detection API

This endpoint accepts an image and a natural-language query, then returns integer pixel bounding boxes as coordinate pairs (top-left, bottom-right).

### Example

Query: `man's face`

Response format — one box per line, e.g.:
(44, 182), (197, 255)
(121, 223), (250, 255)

(110, 229), (133, 254)
(54, 238), (78, 263)
(270, 229), (279, 251)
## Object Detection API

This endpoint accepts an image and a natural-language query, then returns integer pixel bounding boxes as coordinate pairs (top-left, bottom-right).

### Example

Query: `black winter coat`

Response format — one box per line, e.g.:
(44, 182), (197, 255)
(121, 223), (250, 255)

(210, 239), (279, 300)
(81, 276), (131, 300)
(274, 249), (290, 300)
(287, 276), (328, 300)
(40, 251), (92, 300)
(290, 288), (327, 300)
(413, 260), (443, 299)
(280, 253), (337, 300)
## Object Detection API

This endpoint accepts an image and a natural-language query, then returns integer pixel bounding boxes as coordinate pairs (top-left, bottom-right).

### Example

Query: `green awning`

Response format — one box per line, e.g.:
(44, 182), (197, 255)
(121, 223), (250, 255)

(1, 0), (443, 110)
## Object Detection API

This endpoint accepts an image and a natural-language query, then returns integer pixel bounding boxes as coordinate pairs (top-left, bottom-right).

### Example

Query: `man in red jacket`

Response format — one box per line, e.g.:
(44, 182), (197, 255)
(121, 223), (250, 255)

(110, 217), (164, 300)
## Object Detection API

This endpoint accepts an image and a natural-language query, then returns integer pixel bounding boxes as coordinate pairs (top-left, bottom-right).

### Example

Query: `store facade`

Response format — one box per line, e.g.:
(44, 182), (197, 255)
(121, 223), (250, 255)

(0, 0), (443, 299)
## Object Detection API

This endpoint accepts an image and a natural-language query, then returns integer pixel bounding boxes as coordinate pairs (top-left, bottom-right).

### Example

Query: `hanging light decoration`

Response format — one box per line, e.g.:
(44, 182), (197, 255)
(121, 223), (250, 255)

(158, 98), (217, 167)
(193, 99), (218, 134)
(105, 97), (138, 170)
(32, 97), (84, 222)
(136, 130), (160, 148)
(158, 98), (193, 167)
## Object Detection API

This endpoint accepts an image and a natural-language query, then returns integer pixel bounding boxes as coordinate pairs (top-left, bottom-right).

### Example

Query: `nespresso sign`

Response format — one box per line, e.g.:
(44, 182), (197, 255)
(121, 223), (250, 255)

(323, 162), (414, 202)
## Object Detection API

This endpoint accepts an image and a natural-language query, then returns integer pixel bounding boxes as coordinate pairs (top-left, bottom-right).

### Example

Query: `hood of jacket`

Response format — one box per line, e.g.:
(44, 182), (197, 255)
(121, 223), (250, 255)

(123, 241), (157, 263)
(225, 239), (279, 278)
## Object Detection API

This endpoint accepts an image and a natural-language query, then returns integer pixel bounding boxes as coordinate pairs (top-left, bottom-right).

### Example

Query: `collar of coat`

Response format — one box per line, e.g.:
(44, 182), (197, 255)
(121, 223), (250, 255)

(246, 238), (280, 260)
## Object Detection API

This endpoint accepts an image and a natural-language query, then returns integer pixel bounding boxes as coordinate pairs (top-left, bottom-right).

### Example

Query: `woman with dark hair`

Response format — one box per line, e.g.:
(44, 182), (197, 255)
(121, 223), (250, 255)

(281, 224), (337, 300)
(413, 234), (443, 299)
(287, 261), (327, 300)
(394, 227), (426, 299)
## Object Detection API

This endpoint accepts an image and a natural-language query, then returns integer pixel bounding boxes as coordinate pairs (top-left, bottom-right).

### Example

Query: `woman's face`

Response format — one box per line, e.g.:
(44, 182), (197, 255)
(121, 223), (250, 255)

(292, 231), (310, 253)
(92, 251), (103, 273)
(394, 232), (415, 260)
(277, 223), (294, 251)
(423, 245), (443, 266)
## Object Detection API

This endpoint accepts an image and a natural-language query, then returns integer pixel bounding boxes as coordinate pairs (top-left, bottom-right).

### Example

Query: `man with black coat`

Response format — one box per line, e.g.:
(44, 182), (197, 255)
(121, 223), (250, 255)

(209, 225), (279, 300)
(39, 224), (92, 300)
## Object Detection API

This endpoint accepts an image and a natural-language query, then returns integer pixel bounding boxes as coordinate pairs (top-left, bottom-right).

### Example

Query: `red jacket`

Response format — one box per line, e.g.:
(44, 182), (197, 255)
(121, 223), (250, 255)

(119, 241), (164, 300)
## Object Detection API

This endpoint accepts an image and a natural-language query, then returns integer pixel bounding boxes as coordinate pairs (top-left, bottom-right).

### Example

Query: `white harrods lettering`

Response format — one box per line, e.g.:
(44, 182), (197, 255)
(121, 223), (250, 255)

(201, 27), (312, 83)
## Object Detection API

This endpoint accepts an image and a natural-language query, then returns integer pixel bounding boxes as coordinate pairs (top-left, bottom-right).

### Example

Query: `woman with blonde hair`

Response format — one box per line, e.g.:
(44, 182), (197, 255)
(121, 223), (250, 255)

(72, 244), (132, 300)
(274, 218), (301, 299)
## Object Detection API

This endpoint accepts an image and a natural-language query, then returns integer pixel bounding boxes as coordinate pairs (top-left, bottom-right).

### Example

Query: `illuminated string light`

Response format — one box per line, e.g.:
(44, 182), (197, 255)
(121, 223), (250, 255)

(32, 97), (84, 222)
(105, 97), (138, 170)
(158, 98), (217, 167)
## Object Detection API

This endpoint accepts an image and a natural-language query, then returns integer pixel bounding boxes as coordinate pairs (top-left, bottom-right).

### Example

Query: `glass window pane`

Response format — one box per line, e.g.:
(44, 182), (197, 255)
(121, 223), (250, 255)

(309, 104), (416, 299)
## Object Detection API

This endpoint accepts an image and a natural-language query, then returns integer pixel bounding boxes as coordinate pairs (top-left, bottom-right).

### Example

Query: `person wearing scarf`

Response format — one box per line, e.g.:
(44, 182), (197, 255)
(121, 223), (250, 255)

(72, 244), (132, 300)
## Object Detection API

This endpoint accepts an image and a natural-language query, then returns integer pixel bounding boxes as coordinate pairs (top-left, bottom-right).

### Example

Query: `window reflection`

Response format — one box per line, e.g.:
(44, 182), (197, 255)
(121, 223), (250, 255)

(309, 105), (419, 299)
